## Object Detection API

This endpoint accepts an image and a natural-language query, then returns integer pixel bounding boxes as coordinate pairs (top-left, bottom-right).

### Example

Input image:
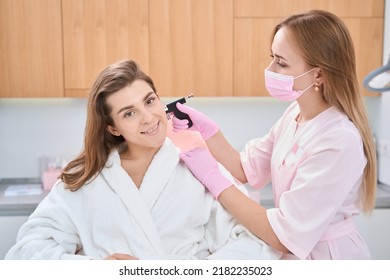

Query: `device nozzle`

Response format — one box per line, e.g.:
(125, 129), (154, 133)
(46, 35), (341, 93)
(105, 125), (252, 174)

(186, 93), (194, 99)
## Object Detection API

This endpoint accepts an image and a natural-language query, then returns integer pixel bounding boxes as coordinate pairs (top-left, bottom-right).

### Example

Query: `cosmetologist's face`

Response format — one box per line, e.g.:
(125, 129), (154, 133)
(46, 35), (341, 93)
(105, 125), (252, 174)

(267, 27), (314, 92)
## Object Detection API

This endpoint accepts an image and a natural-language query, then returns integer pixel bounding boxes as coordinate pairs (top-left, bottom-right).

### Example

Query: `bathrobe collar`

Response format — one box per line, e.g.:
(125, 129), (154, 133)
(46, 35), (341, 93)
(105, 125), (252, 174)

(100, 138), (180, 254)
(138, 139), (180, 210)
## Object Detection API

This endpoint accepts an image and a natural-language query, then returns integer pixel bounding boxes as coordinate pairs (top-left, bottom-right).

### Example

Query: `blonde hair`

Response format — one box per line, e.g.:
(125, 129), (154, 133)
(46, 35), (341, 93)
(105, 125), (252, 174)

(274, 10), (377, 213)
(60, 60), (157, 191)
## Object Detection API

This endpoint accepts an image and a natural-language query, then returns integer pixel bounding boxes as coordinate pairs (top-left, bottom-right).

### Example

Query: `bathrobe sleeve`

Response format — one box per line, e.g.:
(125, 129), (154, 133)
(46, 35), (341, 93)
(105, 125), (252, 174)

(5, 182), (90, 260)
(205, 199), (282, 259)
(204, 166), (282, 260)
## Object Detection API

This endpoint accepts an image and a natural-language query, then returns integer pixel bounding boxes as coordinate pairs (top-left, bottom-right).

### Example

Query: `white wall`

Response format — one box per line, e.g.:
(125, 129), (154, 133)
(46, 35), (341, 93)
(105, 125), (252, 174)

(0, 99), (87, 179)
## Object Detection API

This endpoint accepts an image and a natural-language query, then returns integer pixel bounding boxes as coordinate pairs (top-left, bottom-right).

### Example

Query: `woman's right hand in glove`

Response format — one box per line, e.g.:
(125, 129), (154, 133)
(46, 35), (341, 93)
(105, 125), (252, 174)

(172, 103), (220, 141)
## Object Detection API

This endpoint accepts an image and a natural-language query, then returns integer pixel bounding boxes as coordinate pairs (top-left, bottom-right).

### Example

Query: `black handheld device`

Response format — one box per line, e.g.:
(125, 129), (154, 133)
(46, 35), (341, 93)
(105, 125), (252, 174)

(165, 94), (194, 128)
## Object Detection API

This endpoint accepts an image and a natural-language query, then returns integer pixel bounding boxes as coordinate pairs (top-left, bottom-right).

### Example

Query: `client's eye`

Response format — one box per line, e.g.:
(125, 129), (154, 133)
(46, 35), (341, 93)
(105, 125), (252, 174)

(146, 96), (156, 105)
(124, 111), (135, 118)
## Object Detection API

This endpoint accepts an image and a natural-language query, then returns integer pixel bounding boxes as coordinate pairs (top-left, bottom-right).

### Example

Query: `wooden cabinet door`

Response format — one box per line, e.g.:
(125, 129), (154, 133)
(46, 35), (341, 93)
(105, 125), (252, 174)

(149, 0), (233, 97)
(234, 19), (280, 97)
(344, 18), (384, 96)
(62, 0), (149, 97)
(0, 0), (63, 98)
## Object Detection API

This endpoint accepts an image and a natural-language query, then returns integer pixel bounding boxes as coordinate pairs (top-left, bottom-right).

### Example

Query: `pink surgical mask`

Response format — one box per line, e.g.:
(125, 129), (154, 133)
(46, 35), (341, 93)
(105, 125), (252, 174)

(264, 68), (315, 101)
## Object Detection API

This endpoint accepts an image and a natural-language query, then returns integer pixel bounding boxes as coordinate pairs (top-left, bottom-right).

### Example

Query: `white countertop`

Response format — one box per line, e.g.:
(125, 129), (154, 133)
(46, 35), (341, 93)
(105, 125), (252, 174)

(0, 178), (49, 216)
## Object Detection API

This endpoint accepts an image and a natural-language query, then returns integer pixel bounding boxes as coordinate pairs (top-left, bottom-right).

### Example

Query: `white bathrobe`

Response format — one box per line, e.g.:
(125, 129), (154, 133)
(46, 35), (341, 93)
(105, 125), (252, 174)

(5, 139), (281, 260)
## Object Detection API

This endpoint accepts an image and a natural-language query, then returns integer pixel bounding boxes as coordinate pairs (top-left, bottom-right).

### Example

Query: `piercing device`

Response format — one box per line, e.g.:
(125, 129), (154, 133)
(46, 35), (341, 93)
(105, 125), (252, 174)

(165, 93), (194, 128)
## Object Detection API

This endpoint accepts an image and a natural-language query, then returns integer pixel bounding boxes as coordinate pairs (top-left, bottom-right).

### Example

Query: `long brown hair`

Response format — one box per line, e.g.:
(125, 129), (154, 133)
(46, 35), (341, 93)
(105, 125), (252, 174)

(60, 60), (157, 191)
(273, 10), (377, 213)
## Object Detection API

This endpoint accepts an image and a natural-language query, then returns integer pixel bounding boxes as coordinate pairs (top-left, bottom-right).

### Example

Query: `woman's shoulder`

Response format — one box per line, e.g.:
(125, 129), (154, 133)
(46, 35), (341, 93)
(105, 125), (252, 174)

(307, 108), (363, 152)
(320, 107), (360, 138)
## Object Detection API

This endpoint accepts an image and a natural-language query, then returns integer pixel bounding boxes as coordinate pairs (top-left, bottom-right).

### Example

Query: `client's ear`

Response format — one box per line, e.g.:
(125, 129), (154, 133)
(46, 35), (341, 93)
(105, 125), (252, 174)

(107, 125), (121, 136)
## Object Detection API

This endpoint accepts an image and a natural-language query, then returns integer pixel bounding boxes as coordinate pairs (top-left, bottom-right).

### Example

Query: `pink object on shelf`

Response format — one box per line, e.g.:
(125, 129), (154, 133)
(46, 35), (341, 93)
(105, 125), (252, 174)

(42, 168), (62, 191)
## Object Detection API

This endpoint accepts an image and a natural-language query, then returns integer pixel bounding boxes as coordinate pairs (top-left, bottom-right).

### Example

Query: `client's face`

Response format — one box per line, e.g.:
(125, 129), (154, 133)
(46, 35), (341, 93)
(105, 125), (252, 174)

(106, 79), (167, 151)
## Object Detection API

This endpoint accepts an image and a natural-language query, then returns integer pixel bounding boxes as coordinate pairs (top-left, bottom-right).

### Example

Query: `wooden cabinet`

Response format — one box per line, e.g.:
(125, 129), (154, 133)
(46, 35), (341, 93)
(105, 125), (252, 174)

(62, 0), (149, 97)
(149, 0), (233, 97)
(233, 0), (384, 96)
(344, 18), (384, 96)
(1, 0), (234, 98)
(0, 0), (384, 98)
(234, 18), (280, 97)
(63, 0), (234, 98)
(0, 0), (63, 98)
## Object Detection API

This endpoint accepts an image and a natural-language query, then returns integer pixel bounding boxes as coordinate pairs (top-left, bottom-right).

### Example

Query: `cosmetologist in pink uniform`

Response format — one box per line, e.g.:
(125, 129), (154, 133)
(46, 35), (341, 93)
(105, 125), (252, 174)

(172, 10), (377, 259)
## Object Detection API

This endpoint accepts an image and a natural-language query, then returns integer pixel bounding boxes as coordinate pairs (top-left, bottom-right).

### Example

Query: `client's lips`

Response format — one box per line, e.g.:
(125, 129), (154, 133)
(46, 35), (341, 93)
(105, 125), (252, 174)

(141, 121), (160, 135)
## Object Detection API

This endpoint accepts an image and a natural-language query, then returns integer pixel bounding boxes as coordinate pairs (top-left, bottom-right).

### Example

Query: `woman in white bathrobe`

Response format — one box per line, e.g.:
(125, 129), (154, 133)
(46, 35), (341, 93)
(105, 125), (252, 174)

(5, 60), (281, 260)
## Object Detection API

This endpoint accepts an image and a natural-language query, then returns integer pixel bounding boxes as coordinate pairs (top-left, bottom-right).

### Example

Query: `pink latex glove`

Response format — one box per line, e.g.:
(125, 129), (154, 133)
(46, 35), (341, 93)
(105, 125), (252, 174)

(180, 147), (233, 198)
(172, 103), (219, 141)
